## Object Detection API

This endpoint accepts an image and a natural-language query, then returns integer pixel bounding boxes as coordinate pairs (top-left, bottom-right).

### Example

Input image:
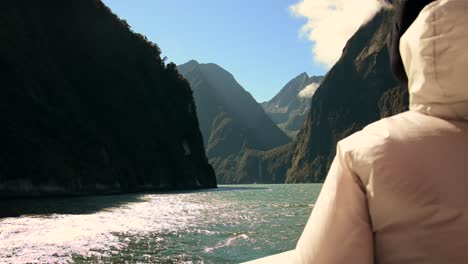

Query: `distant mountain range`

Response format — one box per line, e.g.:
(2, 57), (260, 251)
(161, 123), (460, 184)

(262, 73), (324, 138)
(178, 8), (407, 185)
(0, 0), (408, 194)
(0, 0), (216, 197)
(177, 60), (291, 183)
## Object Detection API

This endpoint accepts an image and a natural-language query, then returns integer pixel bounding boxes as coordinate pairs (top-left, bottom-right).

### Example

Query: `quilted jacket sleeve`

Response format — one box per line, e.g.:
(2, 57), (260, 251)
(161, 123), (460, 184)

(293, 143), (374, 264)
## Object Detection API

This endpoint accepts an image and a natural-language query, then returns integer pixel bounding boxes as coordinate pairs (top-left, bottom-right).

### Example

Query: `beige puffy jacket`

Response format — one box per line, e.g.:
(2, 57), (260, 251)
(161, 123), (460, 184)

(247, 0), (468, 263)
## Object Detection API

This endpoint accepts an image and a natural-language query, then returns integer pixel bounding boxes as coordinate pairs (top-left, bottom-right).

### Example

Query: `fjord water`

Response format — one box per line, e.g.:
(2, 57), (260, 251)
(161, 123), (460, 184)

(0, 184), (322, 263)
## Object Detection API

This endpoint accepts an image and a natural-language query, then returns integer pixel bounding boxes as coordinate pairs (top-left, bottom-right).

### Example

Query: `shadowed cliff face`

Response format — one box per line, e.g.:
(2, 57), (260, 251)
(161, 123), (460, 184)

(287, 10), (408, 183)
(178, 61), (291, 183)
(0, 0), (216, 196)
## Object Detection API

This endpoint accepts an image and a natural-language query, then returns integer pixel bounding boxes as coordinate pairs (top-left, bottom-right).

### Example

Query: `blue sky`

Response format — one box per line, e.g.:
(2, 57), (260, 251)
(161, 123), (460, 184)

(102, 0), (327, 102)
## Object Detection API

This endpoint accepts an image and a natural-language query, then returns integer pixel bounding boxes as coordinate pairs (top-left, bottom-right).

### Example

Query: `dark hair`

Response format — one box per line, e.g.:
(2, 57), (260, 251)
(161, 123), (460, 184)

(388, 0), (437, 83)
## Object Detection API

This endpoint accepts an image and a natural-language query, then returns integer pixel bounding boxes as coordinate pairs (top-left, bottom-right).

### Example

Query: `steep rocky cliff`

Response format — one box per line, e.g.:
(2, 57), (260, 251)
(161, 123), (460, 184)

(178, 61), (291, 183)
(287, 10), (408, 183)
(262, 73), (324, 138)
(0, 0), (216, 196)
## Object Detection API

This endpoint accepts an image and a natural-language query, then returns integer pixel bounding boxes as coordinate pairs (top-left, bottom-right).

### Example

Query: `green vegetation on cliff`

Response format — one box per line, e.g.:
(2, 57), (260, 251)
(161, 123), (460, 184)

(0, 0), (216, 196)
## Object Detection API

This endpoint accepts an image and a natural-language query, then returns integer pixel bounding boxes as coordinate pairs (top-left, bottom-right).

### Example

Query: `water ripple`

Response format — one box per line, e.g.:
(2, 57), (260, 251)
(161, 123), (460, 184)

(0, 184), (322, 263)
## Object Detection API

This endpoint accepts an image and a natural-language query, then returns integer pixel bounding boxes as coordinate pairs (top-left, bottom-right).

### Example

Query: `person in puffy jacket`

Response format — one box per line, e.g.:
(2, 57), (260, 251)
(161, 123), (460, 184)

(247, 0), (468, 263)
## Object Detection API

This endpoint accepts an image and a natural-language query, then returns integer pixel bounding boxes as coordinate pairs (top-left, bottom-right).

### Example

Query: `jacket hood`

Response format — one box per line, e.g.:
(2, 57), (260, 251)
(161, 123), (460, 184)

(400, 0), (468, 120)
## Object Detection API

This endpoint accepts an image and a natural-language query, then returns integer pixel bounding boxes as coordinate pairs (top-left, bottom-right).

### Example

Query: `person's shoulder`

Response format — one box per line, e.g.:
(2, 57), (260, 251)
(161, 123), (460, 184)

(337, 112), (424, 169)
(339, 111), (415, 154)
(337, 111), (417, 182)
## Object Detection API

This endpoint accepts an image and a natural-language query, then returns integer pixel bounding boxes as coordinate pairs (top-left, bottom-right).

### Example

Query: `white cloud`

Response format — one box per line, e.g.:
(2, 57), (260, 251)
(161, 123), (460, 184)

(290, 0), (385, 68)
(298, 82), (320, 98)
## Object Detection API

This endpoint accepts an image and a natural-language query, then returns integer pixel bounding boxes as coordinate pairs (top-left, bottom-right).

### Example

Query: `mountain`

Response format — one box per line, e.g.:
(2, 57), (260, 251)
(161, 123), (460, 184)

(178, 61), (291, 183)
(262, 73), (324, 138)
(287, 9), (407, 183)
(0, 0), (216, 197)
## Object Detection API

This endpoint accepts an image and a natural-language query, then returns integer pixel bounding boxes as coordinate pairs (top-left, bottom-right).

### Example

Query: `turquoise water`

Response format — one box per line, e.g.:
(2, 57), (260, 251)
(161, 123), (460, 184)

(0, 184), (323, 263)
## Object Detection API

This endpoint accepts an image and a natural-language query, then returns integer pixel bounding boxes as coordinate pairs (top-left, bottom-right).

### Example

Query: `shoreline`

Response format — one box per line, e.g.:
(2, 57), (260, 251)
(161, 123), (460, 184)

(0, 182), (218, 200)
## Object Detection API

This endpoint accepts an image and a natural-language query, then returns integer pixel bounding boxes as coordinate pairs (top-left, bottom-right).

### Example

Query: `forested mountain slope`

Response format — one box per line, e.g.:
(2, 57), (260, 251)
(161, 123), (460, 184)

(0, 0), (216, 196)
